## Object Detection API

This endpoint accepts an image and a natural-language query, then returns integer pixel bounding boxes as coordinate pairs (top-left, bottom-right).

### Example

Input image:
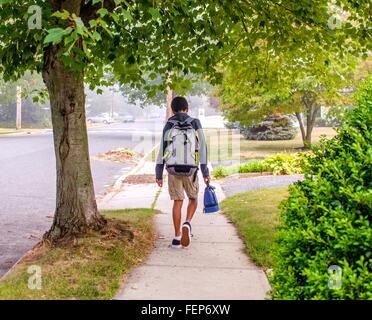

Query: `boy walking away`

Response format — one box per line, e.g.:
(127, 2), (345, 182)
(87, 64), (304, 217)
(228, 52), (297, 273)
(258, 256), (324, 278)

(156, 96), (210, 248)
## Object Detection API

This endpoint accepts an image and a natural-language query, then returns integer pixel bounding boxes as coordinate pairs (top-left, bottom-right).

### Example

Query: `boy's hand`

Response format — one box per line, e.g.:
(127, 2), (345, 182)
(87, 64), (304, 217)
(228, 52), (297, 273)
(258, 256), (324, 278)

(204, 176), (211, 185)
(156, 179), (163, 187)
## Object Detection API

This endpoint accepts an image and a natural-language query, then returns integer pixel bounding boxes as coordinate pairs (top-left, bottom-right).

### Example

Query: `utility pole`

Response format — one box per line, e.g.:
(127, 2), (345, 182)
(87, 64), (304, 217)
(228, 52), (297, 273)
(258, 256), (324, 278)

(16, 86), (21, 130)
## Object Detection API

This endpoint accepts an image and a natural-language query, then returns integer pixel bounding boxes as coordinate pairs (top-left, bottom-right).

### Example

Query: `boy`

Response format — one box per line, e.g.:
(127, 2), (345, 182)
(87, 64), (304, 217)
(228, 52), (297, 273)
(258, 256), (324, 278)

(155, 96), (210, 248)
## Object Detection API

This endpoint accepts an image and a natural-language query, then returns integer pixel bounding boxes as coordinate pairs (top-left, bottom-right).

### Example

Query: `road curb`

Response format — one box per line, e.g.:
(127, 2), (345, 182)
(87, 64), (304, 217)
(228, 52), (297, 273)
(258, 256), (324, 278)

(0, 128), (49, 137)
(0, 245), (35, 282)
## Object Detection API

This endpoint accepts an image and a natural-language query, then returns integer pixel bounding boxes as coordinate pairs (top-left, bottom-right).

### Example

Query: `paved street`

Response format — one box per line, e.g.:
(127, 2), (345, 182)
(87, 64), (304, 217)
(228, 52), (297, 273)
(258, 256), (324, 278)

(0, 120), (162, 277)
(221, 174), (304, 197)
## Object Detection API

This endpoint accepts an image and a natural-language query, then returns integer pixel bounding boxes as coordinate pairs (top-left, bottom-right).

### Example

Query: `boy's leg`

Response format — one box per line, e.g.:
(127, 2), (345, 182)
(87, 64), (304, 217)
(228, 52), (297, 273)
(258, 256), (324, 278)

(186, 198), (198, 222)
(168, 174), (185, 239)
(181, 174), (199, 247)
(184, 174), (199, 223)
(172, 200), (183, 237)
(181, 199), (196, 247)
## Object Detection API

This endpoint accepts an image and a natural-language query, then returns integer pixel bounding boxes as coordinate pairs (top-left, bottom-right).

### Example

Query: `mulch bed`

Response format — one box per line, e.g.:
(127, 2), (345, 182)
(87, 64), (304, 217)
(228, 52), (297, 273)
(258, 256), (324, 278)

(123, 174), (155, 184)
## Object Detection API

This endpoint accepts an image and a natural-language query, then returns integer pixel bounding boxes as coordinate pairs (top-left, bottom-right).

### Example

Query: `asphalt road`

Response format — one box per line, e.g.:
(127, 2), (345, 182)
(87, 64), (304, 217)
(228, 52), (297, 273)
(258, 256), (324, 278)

(0, 120), (162, 277)
(221, 174), (304, 197)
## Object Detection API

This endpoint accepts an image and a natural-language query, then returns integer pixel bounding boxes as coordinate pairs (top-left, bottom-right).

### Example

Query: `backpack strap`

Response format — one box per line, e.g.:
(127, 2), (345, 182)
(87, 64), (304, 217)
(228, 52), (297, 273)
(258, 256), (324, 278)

(167, 117), (194, 126)
(167, 119), (180, 126)
(183, 117), (194, 125)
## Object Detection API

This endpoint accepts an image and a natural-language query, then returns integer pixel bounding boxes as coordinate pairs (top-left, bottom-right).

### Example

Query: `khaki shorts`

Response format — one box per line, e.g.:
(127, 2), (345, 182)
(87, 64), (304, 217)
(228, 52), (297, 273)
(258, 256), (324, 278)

(168, 174), (199, 200)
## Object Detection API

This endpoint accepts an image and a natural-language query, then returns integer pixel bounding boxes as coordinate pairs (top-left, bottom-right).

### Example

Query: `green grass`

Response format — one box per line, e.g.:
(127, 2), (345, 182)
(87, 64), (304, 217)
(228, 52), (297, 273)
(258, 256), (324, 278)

(0, 128), (17, 135)
(0, 128), (44, 136)
(205, 127), (336, 162)
(213, 160), (271, 178)
(146, 145), (160, 162)
(0, 209), (156, 300)
(221, 188), (288, 269)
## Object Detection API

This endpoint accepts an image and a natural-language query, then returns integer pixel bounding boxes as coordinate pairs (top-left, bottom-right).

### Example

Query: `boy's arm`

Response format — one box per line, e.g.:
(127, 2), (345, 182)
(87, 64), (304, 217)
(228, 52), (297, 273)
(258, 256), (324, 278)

(194, 119), (210, 179)
(155, 123), (171, 181)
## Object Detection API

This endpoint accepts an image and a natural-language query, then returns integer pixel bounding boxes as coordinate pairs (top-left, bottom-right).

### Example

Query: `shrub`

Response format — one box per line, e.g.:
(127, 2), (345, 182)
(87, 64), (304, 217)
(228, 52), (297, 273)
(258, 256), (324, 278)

(270, 78), (372, 299)
(263, 153), (306, 175)
(212, 166), (225, 179)
(213, 166), (238, 179)
(241, 115), (298, 141)
(213, 160), (271, 178)
(238, 161), (270, 174)
(212, 153), (307, 178)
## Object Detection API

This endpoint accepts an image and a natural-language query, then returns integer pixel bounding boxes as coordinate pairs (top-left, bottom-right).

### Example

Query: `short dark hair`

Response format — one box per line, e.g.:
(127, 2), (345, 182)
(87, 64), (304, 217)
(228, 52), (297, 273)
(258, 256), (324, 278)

(171, 96), (188, 113)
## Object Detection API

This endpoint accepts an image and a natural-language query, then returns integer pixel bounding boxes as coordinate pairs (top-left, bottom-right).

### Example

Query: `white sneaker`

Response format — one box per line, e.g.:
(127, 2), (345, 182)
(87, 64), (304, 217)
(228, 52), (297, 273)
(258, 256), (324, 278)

(181, 222), (192, 247)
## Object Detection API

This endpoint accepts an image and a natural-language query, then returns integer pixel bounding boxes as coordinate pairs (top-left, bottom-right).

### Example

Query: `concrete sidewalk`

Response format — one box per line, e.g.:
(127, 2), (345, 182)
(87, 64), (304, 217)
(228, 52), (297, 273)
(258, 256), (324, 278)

(98, 161), (157, 210)
(100, 162), (270, 300)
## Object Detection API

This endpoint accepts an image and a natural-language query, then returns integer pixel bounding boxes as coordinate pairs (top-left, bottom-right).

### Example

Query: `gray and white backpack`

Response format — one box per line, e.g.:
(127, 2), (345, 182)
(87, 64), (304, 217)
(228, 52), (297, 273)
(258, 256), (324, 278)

(163, 117), (199, 178)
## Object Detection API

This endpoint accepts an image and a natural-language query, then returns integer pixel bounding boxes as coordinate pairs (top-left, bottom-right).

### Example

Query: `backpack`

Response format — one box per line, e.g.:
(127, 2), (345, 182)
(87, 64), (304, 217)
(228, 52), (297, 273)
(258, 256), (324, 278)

(203, 184), (219, 214)
(163, 117), (199, 177)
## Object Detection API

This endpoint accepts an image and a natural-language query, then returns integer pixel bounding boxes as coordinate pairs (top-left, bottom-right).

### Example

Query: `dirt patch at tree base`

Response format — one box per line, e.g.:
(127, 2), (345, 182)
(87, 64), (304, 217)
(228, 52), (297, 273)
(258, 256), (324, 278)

(0, 209), (156, 300)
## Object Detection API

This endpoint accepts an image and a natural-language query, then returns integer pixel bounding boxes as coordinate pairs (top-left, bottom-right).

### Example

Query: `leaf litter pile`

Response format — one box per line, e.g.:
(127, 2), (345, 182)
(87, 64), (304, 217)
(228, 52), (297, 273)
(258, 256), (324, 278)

(95, 148), (142, 164)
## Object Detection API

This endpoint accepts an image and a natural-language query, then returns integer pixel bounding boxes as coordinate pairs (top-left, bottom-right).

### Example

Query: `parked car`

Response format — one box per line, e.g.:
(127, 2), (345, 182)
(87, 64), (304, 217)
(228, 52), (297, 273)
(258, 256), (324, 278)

(122, 115), (135, 123)
(87, 115), (113, 124)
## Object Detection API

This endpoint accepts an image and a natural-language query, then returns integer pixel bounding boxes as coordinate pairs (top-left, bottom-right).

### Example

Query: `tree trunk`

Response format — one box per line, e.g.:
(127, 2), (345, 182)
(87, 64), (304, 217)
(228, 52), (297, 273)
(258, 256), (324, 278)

(298, 92), (320, 149)
(42, 45), (106, 242)
(166, 86), (174, 121)
(307, 104), (320, 148)
(295, 112), (306, 143)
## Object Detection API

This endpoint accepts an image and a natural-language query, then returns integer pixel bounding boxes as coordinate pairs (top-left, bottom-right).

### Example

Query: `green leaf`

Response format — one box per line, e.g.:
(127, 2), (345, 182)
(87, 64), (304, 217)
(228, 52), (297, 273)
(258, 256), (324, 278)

(92, 31), (102, 42)
(111, 12), (119, 23)
(73, 16), (85, 35)
(44, 28), (65, 45)
(52, 10), (70, 20)
(97, 8), (109, 17)
(82, 40), (91, 58)
(89, 19), (97, 27)
(121, 9), (133, 21)
(149, 8), (161, 20)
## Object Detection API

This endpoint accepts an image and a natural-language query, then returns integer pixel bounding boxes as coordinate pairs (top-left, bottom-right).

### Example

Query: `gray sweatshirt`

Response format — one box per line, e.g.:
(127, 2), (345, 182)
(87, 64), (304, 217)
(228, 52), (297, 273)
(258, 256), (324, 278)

(155, 112), (209, 180)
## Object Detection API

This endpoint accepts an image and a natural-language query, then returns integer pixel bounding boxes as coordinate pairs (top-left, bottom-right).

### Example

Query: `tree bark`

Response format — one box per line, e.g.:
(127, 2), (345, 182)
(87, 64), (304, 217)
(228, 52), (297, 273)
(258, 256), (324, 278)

(298, 92), (320, 148)
(305, 104), (320, 148)
(295, 112), (305, 143)
(42, 45), (106, 242)
(166, 86), (174, 121)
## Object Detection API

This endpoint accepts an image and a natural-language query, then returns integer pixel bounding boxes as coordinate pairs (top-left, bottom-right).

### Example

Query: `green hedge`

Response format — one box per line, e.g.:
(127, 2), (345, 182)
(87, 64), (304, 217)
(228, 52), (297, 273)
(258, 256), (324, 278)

(213, 153), (307, 178)
(270, 78), (372, 299)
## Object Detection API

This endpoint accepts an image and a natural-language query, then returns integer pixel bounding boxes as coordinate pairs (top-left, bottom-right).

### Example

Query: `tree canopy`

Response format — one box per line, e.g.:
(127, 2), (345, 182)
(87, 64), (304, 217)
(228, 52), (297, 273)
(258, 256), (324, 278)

(212, 1), (370, 146)
(0, 0), (235, 90)
(1, 1), (369, 91)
